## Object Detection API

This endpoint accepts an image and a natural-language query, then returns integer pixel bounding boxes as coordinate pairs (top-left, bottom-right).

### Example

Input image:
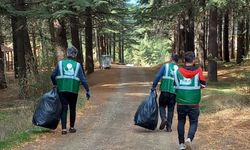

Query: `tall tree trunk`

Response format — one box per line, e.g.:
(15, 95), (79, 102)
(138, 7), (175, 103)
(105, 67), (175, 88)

(198, 0), (206, 69)
(245, 17), (249, 56)
(218, 11), (223, 60)
(179, 17), (185, 62)
(237, 18), (245, 64)
(11, 16), (18, 78)
(121, 34), (125, 64)
(245, 0), (249, 57)
(12, 0), (28, 98)
(184, 1), (195, 52)
(0, 33), (7, 89)
(208, 6), (218, 82)
(223, 11), (230, 62)
(85, 7), (94, 74)
(109, 37), (112, 56)
(113, 33), (116, 62)
(118, 34), (122, 63)
(100, 35), (106, 55)
(70, 15), (84, 68)
(24, 21), (38, 77)
(49, 19), (57, 65)
(94, 29), (100, 61)
(54, 19), (67, 61)
(231, 13), (235, 59)
(31, 28), (37, 66)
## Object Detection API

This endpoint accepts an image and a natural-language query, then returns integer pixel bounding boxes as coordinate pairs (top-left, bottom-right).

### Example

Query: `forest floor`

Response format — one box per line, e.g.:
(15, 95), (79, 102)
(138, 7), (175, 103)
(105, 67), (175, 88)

(0, 63), (250, 150)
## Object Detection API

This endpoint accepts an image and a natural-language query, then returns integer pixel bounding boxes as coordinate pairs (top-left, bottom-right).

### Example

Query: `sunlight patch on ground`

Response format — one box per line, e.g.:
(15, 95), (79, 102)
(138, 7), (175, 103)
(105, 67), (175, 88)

(100, 82), (151, 87)
(125, 92), (148, 97)
(205, 87), (236, 93)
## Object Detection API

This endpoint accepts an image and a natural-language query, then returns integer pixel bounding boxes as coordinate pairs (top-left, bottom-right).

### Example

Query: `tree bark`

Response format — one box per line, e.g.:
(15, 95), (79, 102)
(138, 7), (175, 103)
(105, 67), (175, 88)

(12, 0), (29, 97)
(54, 19), (67, 61)
(70, 15), (84, 68)
(24, 21), (38, 77)
(121, 33), (125, 64)
(198, 0), (206, 70)
(113, 33), (116, 62)
(100, 35), (106, 55)
(231, 13), (235, 59)
(85, 7), (94, 74)
(118, 33), (122, 63)
(184, 1), (195, 52)
(31, 28), (38, 66)
(49, 19), (57, 65)
(94, 29), (100, 61)
(223, 11), (230, 62)
(208, 6), (218, 82)
(218, 11), (223, 60)
(237, 18), (245, 64)
(0, 34), (7, 89)
(11, 16), (19, 78)
(245, 16), (249, 56)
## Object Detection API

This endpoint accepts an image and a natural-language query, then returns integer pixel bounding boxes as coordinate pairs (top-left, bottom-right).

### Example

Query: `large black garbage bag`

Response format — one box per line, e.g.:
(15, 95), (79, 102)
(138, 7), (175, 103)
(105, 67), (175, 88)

(134, 90), (158, 130)
(32, 88), (62, 129)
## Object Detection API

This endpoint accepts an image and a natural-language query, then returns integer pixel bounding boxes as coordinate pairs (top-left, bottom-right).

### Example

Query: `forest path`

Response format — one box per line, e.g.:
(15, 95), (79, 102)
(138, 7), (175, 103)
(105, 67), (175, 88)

(17, 65), (183, 150)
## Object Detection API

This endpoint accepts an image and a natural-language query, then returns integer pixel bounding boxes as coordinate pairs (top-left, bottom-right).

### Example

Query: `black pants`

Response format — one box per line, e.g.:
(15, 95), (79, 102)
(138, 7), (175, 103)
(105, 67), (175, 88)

(159, 92), (176, 128)
(177, 105), (200, 144)
(59, 92), (78, 129)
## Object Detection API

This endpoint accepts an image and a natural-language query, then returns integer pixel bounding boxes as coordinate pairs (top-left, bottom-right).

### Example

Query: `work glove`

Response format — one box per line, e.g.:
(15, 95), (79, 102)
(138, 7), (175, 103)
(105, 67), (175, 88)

(86, 91), (91, 100)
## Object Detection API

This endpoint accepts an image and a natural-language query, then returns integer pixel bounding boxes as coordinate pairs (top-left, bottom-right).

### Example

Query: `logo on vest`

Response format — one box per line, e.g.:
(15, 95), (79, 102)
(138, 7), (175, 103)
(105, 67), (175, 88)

(180, 77), (191, 85)
(64, 63), (75, 76)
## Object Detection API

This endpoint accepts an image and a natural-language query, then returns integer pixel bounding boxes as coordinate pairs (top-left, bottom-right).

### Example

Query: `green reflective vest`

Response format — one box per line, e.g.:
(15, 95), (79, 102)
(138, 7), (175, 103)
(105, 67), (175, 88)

(160, 63), (178, 94)
(174, 70), (201, 105)
(56, 59), (81, 94)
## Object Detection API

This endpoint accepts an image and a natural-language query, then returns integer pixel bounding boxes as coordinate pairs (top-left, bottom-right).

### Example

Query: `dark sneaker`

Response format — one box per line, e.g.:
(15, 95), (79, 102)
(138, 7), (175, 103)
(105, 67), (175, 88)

(62, 130), (67, 135)
(166, 127), (172, 132)
(159, 120), (167, 130)
(69, 127), (76, 133)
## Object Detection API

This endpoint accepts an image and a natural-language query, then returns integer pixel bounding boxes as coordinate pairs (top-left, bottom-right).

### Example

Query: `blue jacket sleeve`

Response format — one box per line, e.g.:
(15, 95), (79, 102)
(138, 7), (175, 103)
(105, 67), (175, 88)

(152, 65), (165, 89)
(51, 64), (59, 86)
(78, 67), (90, 92)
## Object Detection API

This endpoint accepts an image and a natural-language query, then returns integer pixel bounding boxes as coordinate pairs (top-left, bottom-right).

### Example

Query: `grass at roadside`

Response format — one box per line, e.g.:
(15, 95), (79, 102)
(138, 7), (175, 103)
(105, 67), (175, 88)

(0, 127), (49, 150)
(0, 94), (88, 150)
(196, 62), (250, 149)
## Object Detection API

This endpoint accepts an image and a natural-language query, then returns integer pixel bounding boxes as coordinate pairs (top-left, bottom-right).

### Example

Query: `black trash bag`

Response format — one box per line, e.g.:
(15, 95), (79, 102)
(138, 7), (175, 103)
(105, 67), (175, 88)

(134, 90), (158, 130)
(32, 88), (62, 129)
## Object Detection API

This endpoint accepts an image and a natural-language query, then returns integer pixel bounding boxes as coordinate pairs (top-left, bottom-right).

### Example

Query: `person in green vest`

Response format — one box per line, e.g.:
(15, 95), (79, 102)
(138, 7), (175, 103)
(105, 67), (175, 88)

(51, 46), (91, 135)
(151, 54), (179, 132)
(174, 51), (206, 150)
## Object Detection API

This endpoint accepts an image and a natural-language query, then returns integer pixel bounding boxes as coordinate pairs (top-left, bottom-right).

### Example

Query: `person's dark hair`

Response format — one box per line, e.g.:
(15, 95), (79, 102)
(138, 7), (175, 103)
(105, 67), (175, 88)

(67, 46), (78, 58)
(171, 53), (178, 62)
(184, 51), (195, 63)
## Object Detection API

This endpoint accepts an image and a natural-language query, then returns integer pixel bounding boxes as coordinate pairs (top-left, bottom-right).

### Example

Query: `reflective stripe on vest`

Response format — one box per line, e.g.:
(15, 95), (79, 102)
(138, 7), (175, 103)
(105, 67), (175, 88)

(162, 64), (174, 80)
(174, 70), (200, 90)
(56, 60), (81, 93)
(57, 60), (80, 80)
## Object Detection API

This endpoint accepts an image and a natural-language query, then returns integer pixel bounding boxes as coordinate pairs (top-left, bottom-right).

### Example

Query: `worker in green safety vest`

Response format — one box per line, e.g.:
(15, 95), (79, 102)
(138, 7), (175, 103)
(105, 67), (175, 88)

(51, 46), (91, 135)
(151, 54), (179, 132)
(174, 51), (206, 150)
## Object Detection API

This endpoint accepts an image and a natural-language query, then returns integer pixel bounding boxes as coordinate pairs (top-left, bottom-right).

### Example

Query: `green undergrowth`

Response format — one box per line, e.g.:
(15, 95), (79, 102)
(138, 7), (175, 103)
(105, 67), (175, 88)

(0, 89), (88, 150)
(0, 127), (49, 150)
(201, 72), (250, 113)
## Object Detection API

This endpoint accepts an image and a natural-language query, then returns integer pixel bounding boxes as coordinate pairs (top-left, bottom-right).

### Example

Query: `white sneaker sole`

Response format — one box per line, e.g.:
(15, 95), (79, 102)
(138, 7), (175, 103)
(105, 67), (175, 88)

(185, 141), (192, 150)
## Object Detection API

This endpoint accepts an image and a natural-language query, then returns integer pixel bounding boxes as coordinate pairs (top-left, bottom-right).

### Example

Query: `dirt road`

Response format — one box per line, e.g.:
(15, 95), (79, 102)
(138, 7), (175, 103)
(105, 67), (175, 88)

(18, 66), (180, 150)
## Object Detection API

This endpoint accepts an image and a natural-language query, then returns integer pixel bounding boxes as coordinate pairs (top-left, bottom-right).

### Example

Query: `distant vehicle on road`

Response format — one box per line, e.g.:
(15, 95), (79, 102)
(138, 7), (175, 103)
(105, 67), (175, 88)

(100, 55), (111, 69)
